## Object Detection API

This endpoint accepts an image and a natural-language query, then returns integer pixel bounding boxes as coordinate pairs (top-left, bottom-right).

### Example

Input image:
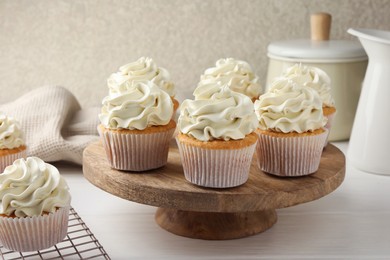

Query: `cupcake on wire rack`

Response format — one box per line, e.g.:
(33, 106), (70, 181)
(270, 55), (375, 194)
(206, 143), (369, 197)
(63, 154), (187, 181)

(195, 58), (263, 102)
(107, 57), (179, 115)
(98, 80), (176, 171)
(177, 84), (258, 188)
(254, 78), (328, 177)
(0, 112), (27, 172)
(0, 157), (71, 252)
(282, 64), (336, 146)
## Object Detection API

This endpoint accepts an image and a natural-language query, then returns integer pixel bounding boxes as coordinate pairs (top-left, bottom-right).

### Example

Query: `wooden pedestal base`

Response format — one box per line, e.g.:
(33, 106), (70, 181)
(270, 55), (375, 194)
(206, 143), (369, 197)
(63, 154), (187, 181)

(155, 208), (277, 240)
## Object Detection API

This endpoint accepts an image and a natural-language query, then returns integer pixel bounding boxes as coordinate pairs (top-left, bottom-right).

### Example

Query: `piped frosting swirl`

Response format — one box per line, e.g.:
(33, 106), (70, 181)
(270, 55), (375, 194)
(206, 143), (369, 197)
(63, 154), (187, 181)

(283, 64), (335, 107)
(179, 85), (259, 141)
(107, 57), (176, 97)
(0, 157), (71, 217)
(0, 113), (25, 150)
(254, 78), (326, 133)
(99, 80), (173, 130)
(194, 58), (263, 100)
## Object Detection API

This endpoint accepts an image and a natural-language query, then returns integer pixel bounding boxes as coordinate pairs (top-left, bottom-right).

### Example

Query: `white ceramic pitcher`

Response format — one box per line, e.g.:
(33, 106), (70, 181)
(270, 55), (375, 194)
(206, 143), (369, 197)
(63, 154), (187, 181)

(348, 28), (390, 175)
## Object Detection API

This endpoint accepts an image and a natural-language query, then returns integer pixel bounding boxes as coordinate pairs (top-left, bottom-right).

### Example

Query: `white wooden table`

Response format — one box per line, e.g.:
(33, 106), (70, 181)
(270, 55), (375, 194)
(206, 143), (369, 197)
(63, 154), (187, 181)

(59, 142), (390, 259)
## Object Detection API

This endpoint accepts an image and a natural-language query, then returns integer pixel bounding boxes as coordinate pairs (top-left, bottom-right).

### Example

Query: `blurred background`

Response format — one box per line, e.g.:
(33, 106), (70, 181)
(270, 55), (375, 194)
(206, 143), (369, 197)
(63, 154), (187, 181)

(1, 0), (390, 107)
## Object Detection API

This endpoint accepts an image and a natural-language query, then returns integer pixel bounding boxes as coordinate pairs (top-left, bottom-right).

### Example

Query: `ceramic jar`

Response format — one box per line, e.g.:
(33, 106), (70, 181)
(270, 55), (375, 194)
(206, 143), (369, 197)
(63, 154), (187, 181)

(266, 35), (367, 142)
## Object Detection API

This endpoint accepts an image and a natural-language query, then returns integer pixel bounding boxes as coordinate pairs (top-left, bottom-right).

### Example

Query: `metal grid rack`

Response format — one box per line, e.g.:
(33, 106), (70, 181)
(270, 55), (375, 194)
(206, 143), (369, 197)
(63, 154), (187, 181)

(0, 208), (111, 260)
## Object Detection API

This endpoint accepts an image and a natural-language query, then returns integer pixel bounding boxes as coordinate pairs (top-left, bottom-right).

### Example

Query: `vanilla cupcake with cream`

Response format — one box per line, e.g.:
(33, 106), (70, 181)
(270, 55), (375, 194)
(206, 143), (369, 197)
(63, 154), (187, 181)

(283, 64), (336, 145)
(177, 85), (258, 188)
(195, 58), (263, 101)
(107, 57), (179, 112)
(254, 78), (328, 177)
(0, 112), (27, 172)
(98, 80), (176, 171)
(0, 157), (71, 252)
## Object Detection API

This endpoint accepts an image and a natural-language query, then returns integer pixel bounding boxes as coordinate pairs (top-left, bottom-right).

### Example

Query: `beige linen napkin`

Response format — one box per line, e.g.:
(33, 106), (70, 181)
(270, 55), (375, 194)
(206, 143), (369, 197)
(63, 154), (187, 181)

(0, 86), (100, 165)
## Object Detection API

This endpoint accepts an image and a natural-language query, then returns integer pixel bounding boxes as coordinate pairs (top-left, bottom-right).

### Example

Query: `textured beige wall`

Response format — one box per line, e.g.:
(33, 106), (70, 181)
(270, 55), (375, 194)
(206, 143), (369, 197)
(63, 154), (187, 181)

(1, 0), (389, 107)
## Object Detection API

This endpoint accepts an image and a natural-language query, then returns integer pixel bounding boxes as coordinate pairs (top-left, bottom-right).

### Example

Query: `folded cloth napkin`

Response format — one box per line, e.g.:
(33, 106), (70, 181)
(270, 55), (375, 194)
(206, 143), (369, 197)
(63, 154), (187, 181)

(0, 86), (100, 165)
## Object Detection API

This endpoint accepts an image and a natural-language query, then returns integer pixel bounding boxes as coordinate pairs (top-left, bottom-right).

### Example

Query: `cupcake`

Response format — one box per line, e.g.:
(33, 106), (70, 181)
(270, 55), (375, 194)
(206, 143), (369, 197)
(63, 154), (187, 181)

(0, 157), (71, 252)
(194, 58), (263, 102)
(0, 112), (27, 172)
(254, 78), (328, 177)
(107, 57), (179, 115)
(98, 80), (176, 171)
(177, 85), (258, 188)
(283, 64), (336, 145)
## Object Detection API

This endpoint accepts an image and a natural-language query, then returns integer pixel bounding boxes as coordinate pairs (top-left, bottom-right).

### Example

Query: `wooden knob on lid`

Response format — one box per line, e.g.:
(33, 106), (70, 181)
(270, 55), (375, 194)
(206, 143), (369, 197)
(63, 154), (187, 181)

(311, 12), (332, 41)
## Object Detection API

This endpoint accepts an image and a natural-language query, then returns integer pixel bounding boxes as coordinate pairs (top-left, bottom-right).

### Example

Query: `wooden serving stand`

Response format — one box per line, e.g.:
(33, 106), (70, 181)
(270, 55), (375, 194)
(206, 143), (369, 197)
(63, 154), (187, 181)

(83, 141), (345, 240)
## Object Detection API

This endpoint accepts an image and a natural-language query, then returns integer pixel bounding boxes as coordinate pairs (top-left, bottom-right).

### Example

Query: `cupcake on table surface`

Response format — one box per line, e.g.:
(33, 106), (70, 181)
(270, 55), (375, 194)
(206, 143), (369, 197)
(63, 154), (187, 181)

(196, 58), (263, 102)
(283, 64), (336, 143)
(177, 85), (259, 188)
(254, 78), (328, 177)
(0, 112), (27, 172)
(0, 157), (71, 252)
(98, 80), (176, 171)
(107, 57), (179, 113)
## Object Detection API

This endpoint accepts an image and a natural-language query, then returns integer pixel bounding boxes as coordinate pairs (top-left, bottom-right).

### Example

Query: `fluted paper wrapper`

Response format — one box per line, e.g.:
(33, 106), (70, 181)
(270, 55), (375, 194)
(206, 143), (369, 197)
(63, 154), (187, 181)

(324, 111), (336, 147)
(99, 127), (175, 171)
(0, 206), (70, 252)
(0, 149), (27, 173)
(256, 129), (328, 177)
(176, 139), (257, 188)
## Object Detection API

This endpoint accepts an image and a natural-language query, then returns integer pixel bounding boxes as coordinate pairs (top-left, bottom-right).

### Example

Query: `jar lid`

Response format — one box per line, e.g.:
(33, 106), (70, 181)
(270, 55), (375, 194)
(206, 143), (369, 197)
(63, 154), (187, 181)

(268, 39), (367, 62)
(268, 13), (367, 63)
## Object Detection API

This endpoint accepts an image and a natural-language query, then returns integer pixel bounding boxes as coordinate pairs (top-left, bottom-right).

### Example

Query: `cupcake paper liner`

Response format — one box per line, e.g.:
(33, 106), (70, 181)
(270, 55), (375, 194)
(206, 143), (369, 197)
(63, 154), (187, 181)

(0, 149), (27, 173)
(324, 111), (336, 147)
(256, 129), (328, 177)
(0, 206), (70, 252)
(176, 138), (257, 188)
(99, 127), (175, 171)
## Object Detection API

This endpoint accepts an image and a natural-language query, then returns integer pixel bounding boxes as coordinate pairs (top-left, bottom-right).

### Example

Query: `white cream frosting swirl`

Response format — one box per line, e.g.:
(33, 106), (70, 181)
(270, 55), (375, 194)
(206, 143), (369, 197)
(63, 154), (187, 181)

(99, 80), (173, 130)
(178, 85), (259, 141)
(107, 57), (176, 97)
(254, 78), (327, 133)
(0, 157), (71, 217)
(0, 113), (25, 149)
(283, 64), (335, 107)
(195, 58), (263, 100)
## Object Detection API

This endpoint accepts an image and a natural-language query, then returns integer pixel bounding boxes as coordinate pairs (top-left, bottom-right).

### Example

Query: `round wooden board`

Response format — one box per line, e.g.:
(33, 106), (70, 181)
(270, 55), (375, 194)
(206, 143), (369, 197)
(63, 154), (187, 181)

(83, 141), (345, 213)
(83, 140), (345, 239)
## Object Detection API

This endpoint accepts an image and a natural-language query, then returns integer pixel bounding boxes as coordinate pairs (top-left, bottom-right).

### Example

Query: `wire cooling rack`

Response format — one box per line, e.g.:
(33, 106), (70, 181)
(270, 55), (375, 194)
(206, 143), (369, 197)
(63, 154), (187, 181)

(0, 207), (111, 260)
